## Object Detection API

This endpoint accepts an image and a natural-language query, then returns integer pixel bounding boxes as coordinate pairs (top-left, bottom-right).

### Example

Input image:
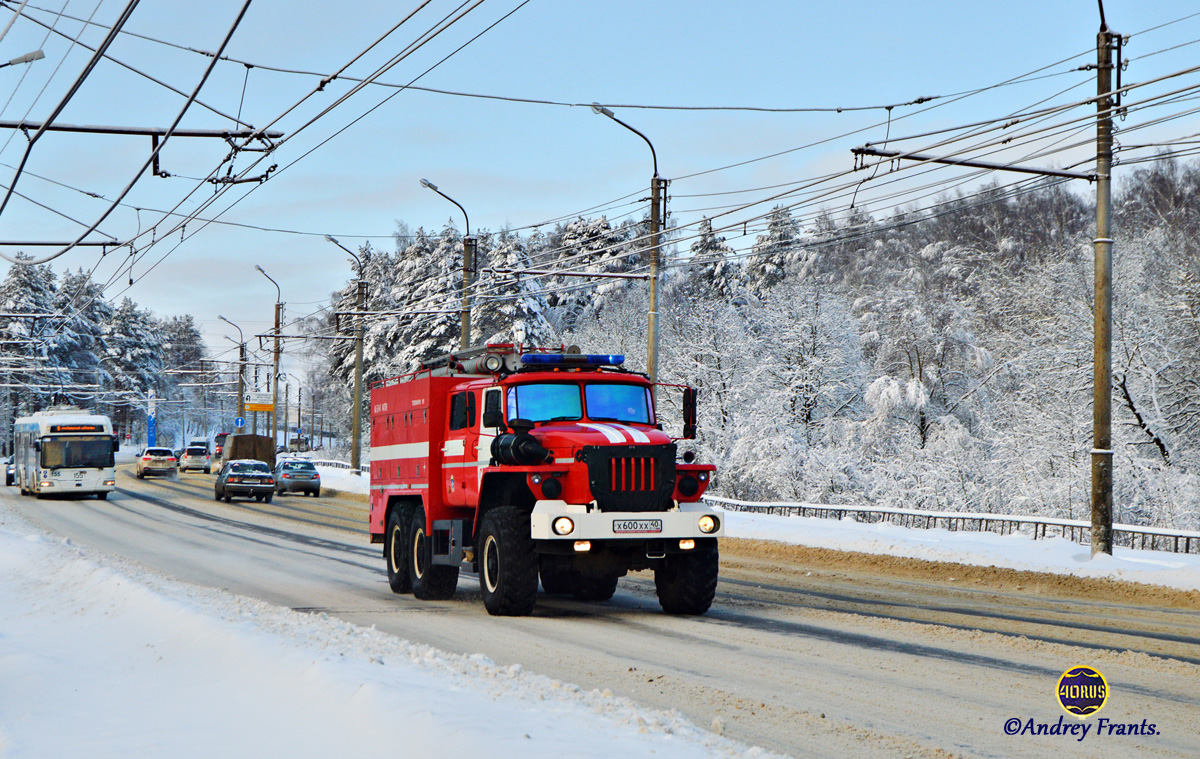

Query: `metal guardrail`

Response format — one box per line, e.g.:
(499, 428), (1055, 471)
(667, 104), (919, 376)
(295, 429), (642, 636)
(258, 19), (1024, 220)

(702, 496), (1200, 555)
(307, 458), (370, 474)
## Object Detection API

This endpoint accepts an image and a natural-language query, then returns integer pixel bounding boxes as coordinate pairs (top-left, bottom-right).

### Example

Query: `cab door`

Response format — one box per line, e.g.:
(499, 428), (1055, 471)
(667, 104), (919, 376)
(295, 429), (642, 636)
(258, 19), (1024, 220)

(442, 390), (477, 506)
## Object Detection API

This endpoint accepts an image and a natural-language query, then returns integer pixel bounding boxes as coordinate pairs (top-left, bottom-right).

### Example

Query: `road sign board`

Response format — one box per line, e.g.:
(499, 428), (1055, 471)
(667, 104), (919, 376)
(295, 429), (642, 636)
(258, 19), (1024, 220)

(234, 416), (245, 428)
(244, 392), (273, 412)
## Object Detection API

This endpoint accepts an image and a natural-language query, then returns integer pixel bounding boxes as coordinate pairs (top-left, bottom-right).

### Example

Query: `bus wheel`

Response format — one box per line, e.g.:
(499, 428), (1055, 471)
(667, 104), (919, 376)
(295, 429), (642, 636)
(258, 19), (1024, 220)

(96, 492), (108, 500)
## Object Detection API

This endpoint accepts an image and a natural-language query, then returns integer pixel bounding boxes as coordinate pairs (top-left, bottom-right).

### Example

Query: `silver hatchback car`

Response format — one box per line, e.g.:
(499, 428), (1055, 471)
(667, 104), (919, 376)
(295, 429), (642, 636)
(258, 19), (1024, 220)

(180, 446), (211, 474)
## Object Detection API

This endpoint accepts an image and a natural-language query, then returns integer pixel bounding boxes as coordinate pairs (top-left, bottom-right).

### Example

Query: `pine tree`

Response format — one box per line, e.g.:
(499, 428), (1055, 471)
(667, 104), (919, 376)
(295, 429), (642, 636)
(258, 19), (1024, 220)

(472, 228), (557, 347)
(745, 206), (799, 294)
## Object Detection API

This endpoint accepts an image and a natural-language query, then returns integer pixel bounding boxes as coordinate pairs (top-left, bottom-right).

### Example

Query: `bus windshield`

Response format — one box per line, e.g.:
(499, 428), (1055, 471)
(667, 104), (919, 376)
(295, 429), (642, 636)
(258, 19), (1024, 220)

(40, 436), (114, 470)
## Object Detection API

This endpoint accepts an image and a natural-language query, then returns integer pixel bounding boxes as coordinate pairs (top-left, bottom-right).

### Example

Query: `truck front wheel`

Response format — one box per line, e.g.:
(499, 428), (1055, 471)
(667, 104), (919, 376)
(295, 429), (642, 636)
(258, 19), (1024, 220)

(410, 507), (458, 600)
(654, 546), (719, 615)
(479, 507), (538, 616)
(385, 508), (412, 594)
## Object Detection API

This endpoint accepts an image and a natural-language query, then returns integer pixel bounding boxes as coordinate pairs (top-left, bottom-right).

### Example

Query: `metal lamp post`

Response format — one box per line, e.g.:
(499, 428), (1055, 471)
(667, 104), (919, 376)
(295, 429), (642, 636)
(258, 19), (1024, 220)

(255, 265), (283, 451)
(324, 235), (366, 475)
(218, 316), (246, 432)
(590, 104), (663, 387)
(419, 179), (475, 350)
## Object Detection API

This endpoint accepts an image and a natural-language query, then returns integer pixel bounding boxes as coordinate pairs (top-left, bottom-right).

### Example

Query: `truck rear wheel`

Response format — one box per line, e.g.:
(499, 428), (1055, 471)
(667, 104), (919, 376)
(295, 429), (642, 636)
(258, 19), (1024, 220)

(654, 545), (719, 615)
(410, 507), (458, 600)
(539, 559), (573, 595)
(573, 574), (619, 602)
(385, 507), (412, 594)
(479, 506), (538, 616)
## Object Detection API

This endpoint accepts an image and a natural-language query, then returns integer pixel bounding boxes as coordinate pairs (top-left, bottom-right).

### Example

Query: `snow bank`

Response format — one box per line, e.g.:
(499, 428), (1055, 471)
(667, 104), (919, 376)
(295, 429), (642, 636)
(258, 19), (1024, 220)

(313, 464), (368, 495)
(0, 505), (770, 759)
(719, 508), (1200, 591)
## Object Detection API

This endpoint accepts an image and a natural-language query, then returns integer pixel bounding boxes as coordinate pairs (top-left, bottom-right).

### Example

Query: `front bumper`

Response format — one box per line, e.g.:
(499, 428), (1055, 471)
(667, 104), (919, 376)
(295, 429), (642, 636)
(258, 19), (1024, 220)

(529, 500), (725, 541)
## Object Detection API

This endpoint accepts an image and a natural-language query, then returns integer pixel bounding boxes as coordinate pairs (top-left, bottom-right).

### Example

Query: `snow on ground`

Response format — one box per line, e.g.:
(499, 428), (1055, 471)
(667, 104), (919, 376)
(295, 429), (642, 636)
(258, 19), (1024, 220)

(717, 507), (1200, 591)
(312, 464), (368, 495)
(0, 505), (771, 759)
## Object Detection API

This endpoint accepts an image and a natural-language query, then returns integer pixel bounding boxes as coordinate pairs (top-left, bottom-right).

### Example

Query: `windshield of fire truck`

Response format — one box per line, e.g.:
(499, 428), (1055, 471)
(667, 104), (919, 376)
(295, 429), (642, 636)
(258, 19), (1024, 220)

(585, 383), (653, 424)
(507, 382), (653, 425)
(507, 383), (581, 422)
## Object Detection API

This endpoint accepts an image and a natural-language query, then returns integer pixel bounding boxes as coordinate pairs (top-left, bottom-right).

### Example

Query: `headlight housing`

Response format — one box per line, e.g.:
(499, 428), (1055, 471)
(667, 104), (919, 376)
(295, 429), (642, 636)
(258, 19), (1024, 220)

(552, 516), (574, 536)
(698, 514), (719, 534)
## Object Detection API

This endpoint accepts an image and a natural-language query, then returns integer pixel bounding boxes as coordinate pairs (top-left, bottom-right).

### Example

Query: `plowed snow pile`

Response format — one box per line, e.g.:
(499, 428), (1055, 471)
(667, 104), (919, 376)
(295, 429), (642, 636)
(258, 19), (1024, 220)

(0, 506), (773, 759)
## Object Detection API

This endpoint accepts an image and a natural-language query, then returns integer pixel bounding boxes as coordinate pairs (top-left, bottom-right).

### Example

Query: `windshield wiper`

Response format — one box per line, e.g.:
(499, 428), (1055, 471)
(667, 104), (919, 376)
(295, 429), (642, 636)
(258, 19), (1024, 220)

(544, 416), (580, 422)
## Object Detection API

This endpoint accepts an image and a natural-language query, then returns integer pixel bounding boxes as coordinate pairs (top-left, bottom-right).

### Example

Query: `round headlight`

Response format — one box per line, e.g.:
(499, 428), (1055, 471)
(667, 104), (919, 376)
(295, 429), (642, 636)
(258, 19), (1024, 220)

(553, 517), (574, 535)
(484, 354), (503, 372)
(678, 475), (699, 497)
(698, 515), (719, 534)
(541, 476), (563, 500)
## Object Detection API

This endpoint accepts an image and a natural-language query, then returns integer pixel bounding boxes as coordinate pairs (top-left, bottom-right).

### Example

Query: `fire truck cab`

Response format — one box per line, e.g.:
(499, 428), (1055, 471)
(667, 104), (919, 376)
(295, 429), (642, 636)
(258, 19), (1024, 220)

(368, 345), (722, 616)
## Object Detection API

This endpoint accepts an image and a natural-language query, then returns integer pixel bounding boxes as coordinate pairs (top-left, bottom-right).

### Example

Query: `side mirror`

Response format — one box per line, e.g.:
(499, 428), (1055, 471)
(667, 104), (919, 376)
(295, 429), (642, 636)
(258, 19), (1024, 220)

(33, 441), (41, 452)
(682, 387), (698, 440)
(112, 436), (120, 453)
(482, 392), (504, 429)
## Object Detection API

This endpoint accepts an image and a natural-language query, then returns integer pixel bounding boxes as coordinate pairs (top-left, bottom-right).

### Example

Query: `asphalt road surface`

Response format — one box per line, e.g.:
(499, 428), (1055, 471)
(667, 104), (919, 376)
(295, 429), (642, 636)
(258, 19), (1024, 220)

(7, 466), (1199, 759)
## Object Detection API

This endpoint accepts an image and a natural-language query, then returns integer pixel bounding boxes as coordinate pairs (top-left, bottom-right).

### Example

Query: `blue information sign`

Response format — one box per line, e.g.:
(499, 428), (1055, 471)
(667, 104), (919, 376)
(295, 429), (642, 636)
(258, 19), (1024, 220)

(234, 416), (245, 428)
(147, 415), (157, 446)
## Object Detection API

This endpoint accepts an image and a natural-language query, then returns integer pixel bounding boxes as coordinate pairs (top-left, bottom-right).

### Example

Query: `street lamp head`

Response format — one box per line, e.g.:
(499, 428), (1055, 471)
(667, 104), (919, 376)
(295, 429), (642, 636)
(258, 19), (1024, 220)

(590, 102), (615, 118)
(6, 50), (45, 67)
(254, 264), (266, 275)
(324, 234), (338, 244)
(419, 178), (437, 191)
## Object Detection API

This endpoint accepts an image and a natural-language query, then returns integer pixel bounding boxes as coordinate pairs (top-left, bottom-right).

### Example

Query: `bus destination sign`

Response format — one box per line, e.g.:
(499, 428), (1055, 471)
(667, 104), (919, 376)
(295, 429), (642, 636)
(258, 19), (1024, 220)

(49, 424), (105, 433)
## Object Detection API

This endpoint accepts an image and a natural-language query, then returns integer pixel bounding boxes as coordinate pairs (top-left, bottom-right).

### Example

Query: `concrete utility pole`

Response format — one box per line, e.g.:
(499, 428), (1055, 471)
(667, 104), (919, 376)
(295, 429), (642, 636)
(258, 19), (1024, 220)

(419, 180), (474, 349)
(325, 236), (367, 474)
(590, 104), (663, 387)
(1091, 16), (1118, 556)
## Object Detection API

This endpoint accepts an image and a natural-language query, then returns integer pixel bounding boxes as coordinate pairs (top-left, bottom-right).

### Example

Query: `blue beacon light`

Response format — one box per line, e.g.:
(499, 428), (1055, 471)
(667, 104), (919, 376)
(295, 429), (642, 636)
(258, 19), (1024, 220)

(520, 354), (625, 366)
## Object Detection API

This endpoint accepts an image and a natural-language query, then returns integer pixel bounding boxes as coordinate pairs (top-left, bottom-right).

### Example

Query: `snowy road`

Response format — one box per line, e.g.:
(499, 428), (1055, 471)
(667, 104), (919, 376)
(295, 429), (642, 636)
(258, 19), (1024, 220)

(8, 466), (1200, 759)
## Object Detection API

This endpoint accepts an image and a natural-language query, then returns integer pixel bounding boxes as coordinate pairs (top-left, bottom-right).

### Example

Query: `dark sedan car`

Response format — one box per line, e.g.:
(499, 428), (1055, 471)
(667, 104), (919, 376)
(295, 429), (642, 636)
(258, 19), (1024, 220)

(214, 459), (275, 503)
(274, 459), (321, 497)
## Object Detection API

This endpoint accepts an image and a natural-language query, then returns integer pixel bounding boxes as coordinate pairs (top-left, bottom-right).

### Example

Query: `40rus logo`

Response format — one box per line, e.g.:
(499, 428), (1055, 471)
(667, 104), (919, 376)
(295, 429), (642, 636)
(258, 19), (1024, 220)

(1057, 666), (1109, 717)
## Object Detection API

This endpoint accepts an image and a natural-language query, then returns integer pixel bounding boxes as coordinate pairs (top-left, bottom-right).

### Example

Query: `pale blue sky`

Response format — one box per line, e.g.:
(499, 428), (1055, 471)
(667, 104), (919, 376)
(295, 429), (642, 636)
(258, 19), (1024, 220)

(0, 0), (1197, 376)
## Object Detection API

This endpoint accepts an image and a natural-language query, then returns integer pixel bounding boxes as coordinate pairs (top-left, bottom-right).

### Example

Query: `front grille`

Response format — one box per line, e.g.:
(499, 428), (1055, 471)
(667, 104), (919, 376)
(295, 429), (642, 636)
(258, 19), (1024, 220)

(582, 443), (676, 512)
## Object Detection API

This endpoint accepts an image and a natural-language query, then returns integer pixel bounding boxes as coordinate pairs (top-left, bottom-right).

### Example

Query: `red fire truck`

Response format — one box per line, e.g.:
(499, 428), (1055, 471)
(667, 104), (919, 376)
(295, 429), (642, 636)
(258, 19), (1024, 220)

(367, 345), (722, 616)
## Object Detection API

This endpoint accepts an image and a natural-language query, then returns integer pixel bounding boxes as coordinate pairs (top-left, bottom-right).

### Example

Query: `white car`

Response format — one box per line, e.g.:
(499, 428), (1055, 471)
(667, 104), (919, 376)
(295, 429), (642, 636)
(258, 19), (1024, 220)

(136, 447), (178, 478)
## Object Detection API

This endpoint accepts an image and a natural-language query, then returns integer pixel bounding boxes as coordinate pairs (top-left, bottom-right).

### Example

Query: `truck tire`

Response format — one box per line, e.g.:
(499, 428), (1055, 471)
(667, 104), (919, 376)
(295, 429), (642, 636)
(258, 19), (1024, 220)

(479, 506), (538, 616)
(573, 574), (619, 602)
(410, 507), (458, 600)
(539, 560), (573, 595)
(654, 545), (719, 615)
(385, 507), (413, 594)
